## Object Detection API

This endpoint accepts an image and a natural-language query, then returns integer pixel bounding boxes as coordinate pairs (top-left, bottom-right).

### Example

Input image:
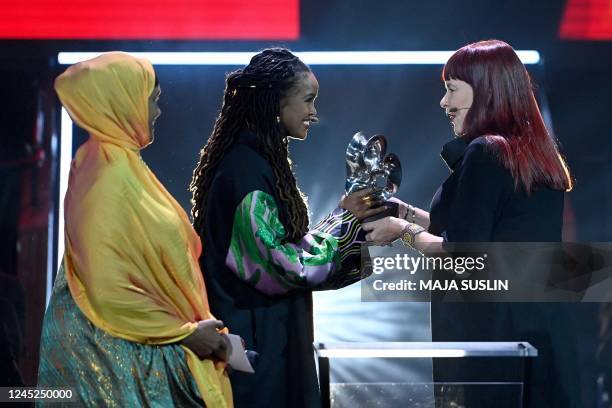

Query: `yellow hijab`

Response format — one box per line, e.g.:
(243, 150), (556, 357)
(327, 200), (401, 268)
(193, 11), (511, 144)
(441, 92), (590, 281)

(56, 52), (232, 407)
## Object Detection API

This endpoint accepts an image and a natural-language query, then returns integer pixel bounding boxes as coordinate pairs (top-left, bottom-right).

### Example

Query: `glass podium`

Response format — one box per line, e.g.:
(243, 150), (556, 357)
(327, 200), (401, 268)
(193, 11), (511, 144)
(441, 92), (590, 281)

(314, 342), (538, 408)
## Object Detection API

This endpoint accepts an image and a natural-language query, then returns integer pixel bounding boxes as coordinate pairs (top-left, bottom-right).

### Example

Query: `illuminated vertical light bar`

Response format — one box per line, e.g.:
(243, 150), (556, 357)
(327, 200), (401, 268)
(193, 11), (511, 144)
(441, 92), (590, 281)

(56, 108), (73, 281)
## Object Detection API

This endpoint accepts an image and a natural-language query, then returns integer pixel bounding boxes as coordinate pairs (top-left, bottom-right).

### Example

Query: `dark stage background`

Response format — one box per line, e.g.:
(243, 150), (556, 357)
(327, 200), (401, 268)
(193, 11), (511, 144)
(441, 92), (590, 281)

(1, 0), (611, 406)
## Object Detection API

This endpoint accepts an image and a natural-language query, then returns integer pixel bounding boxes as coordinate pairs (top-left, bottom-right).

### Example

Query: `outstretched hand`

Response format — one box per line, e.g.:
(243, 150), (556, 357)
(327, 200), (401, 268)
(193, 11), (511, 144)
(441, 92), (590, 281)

(362, 216), (408, 245)
(340, 188), (387, 221)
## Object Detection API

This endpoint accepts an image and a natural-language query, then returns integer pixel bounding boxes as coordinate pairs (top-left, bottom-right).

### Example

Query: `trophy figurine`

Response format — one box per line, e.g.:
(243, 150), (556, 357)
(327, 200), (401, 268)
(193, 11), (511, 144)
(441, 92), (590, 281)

(345, 131), (402, 221)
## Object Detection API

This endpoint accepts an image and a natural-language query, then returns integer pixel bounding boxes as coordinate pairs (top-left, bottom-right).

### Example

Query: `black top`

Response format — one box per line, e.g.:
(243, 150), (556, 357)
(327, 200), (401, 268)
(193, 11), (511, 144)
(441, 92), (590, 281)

(198, 130), (319, 408)
(428, 136), (564, 242)
(428, 137), (579, 408)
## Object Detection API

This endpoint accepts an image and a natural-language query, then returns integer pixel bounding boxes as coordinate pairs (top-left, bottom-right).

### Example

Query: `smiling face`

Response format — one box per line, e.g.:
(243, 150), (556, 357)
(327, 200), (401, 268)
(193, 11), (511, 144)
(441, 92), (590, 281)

(148, 83), (161, 141)
(440, 78), (474, 136)
(279, 72), (319, 140)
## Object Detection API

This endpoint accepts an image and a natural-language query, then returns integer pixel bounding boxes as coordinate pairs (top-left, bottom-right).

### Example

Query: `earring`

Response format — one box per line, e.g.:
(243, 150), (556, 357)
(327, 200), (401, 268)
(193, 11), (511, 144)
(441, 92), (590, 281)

(276, 116), (281, 124)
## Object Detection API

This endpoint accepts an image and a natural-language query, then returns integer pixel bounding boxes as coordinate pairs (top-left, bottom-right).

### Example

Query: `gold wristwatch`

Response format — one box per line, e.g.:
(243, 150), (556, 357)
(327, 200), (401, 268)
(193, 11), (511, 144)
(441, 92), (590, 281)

(401, 223), (426, 247)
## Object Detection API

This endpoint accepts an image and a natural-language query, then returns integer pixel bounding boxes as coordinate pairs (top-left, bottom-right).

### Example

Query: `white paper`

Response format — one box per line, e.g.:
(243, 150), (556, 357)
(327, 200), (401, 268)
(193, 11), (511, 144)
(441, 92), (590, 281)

(227, 334), (255, 373)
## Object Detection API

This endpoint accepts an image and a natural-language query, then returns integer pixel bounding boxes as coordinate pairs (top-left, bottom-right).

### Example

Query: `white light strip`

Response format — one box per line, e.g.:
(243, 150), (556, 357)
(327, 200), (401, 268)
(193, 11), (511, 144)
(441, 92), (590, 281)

(57, 108), (72, 266)
(317, 349), (467, 358)
(58, 50), (541, 66)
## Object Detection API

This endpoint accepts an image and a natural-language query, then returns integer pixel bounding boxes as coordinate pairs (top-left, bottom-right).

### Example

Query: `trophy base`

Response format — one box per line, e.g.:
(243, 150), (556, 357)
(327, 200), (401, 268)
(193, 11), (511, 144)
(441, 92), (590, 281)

(363, 201), (399, 223)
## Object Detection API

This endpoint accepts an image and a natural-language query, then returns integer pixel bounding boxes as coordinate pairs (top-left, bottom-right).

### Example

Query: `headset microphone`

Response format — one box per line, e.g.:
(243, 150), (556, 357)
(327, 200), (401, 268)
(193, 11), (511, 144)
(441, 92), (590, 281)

(448, 107), (470, 112)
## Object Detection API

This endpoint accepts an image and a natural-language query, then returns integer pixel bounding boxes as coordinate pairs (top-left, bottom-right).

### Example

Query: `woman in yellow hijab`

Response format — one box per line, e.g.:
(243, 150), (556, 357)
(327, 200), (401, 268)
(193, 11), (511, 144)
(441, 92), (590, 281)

(37, 52), (232, 407)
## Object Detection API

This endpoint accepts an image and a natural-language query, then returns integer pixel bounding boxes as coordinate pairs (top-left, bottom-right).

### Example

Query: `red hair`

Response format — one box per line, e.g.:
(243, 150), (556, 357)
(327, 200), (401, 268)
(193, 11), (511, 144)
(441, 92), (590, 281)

(442, 39), (572, 193)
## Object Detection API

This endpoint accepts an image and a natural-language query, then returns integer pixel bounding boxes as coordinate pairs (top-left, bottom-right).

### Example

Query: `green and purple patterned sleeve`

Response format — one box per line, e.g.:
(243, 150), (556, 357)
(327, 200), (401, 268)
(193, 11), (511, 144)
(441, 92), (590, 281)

(225, 190), (365, 296)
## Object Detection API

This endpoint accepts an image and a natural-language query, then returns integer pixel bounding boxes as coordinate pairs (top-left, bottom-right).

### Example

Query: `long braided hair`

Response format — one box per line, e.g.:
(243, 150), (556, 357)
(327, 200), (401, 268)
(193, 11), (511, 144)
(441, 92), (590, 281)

(190, 48), (310, 243)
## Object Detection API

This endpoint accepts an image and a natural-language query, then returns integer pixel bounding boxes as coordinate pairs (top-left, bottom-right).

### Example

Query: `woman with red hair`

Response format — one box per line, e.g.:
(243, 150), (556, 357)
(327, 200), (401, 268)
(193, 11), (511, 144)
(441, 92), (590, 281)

(363, 40), (579, 407)
(364, 39), (572, 245)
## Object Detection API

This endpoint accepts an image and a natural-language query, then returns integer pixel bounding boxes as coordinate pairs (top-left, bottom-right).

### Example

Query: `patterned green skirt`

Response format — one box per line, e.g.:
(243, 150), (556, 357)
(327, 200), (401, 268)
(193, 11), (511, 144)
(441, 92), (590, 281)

(37, 265), (205, 407)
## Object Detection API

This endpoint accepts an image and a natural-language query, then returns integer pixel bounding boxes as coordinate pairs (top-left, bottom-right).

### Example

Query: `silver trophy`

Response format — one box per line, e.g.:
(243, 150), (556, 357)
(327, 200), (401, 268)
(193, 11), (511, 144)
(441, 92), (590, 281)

(345, 131), (402, 221)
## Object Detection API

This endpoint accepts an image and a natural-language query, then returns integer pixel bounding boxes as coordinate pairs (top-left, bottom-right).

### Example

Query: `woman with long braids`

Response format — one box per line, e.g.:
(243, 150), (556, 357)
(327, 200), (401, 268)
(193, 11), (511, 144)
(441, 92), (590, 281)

(190, 48), (382, 407)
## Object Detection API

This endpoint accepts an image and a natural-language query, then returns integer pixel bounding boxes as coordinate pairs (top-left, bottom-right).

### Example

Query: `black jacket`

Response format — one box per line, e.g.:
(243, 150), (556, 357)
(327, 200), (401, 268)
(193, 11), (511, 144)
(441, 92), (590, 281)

(429, 136), (564, 242)
(198, 131), (320, 408)
(429, 136), (580, 408)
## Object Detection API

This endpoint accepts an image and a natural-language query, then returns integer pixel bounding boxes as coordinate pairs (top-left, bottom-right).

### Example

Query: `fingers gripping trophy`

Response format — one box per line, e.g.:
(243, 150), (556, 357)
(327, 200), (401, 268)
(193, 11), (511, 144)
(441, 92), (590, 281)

(345, 131), (402, 222)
